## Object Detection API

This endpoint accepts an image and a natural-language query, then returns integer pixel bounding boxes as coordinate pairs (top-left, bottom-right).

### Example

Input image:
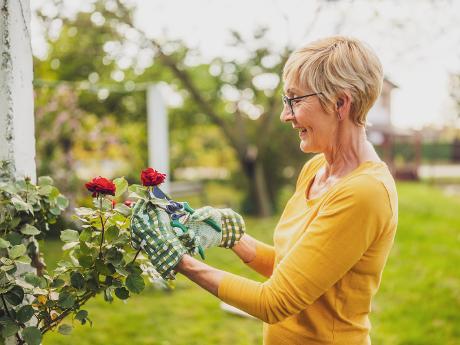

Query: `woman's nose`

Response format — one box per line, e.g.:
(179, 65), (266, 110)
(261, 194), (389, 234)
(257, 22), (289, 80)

(280, 108), (295, 122)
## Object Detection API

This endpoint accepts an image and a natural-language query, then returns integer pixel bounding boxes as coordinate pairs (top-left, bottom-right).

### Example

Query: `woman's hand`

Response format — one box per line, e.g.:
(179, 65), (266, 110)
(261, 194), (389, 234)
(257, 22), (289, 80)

(183, 206), (246, 249)
(130, 199), (189, 280)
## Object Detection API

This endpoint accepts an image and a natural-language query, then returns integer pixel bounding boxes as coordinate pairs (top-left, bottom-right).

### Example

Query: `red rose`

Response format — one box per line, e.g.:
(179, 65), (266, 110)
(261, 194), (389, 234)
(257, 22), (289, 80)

(124, 200), (135, 207)
(140, 168), (166, 187)
(85, 176), (116, 197)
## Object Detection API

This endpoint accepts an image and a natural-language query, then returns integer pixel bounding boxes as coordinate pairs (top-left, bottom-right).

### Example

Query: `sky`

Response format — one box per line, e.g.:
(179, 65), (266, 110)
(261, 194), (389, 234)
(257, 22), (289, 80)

(30, 0), (460, 129)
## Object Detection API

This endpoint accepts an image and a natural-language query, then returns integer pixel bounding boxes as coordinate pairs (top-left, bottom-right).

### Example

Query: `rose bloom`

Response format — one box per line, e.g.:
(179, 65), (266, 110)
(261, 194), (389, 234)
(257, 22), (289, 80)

(85, 176), (116, 197)
(140, 168), (166, 186)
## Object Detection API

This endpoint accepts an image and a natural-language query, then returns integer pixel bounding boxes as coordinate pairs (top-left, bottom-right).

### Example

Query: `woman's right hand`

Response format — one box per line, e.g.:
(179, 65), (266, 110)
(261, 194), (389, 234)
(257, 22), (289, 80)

(183, 206), (246, 249)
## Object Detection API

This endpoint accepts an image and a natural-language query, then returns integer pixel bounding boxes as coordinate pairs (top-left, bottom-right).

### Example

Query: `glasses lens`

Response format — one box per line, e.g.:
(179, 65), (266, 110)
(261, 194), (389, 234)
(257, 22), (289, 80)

(282, 95), (295, 116)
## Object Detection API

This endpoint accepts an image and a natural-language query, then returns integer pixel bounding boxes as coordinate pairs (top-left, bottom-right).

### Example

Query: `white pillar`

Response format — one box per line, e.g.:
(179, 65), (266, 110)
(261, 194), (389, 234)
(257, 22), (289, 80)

(0, 0), (36, 182)
(0, 2), (36, 343)
(147, 84), (170, 193)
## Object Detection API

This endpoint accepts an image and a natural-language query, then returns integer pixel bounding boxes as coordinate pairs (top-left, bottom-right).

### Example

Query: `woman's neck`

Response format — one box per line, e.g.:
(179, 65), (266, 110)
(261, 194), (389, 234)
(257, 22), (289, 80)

(321, 124), (377, 180)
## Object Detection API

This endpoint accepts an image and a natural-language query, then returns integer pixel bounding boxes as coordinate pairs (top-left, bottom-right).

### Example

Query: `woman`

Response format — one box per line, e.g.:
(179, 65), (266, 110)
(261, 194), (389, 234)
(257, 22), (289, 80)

(132, 36), (398, 345)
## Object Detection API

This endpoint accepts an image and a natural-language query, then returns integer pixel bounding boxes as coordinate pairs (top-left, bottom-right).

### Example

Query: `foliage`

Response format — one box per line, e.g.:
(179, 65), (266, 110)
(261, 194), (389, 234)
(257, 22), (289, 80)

(0, 175), (156, 344)
(33, 0), (311, 218)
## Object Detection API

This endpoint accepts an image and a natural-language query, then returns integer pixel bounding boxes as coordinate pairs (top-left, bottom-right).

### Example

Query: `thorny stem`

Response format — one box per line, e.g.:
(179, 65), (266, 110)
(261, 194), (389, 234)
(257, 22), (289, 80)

(40, 291), (94, 334)
(98, 196), (105, 259)
(131, 247), (142, 264)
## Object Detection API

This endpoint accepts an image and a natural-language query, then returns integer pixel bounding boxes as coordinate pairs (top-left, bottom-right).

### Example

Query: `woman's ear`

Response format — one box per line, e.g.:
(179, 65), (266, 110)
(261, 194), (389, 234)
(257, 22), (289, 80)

(336, 91), (352, 121)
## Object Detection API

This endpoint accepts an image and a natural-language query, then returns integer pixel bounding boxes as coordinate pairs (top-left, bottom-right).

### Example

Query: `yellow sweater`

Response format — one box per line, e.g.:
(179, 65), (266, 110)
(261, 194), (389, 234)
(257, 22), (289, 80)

(218, 154), (398, 345)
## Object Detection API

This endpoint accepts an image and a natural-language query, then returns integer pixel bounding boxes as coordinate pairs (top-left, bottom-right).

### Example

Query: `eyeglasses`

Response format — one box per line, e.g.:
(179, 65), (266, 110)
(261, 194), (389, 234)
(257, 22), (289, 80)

(282, 92), (323, 116)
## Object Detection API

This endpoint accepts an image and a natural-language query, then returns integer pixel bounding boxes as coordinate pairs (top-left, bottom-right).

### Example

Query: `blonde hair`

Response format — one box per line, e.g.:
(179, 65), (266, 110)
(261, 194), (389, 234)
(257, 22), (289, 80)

(283, 36), (383, 126)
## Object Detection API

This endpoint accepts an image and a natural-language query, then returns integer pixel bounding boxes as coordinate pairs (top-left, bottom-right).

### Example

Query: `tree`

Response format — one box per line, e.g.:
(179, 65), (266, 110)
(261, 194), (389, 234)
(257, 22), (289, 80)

(34, 0), (315, 217)
(134, 28), (311, 216)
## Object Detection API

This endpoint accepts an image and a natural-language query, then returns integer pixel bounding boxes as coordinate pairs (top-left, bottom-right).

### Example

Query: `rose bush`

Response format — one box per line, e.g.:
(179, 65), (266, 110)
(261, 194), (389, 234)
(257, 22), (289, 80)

(0, 173), (163, 345)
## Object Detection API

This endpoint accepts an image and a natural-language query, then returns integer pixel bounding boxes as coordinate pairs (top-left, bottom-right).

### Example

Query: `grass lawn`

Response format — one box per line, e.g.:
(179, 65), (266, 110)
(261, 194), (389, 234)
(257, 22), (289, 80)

(40, 182), (460, 345)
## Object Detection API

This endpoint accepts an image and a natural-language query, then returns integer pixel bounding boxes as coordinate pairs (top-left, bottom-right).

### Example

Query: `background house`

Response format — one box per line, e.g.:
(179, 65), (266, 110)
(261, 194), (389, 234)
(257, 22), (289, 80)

(367, 78), (422, 179)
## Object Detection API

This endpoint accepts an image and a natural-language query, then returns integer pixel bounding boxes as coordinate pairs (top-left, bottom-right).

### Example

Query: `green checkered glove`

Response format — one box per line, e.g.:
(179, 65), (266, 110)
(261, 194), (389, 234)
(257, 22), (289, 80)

(182, 206), (245, 249)
(130, 199), (190, 280)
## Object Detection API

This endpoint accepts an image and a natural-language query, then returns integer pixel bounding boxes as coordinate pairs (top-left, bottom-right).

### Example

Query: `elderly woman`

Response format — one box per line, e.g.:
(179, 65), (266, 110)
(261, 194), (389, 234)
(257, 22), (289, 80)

(132, 36), (398, 345)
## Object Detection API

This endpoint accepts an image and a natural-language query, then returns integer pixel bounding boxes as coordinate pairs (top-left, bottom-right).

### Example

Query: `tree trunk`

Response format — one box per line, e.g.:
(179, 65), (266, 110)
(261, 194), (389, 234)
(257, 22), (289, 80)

(241, 156), (273, 217)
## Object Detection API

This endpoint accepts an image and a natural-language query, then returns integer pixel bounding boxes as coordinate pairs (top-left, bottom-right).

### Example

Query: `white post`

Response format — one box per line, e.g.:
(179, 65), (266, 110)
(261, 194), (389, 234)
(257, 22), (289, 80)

(0, 2), (36, 344)
(0, 0), (36, 182)
(147, 84), (170, 193)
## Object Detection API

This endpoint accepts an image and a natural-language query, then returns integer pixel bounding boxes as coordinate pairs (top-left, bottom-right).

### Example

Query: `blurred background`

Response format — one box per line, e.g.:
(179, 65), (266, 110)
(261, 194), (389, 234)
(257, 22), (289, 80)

(27, 0), (460, 344)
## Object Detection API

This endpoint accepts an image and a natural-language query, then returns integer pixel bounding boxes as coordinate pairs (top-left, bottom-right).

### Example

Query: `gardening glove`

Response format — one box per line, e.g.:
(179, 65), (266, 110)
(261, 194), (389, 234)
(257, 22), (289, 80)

(182, 206), (245, 249)
(130, 199), (190, 280)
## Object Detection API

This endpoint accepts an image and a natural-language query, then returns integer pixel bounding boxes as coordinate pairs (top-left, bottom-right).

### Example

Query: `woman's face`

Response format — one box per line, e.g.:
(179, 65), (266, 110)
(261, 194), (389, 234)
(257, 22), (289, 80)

(280, 85), (338, 154)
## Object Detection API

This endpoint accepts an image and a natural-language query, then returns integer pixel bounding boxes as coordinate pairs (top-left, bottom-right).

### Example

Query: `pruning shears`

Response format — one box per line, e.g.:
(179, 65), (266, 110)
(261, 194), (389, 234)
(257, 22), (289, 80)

(150, 186), (221, 260)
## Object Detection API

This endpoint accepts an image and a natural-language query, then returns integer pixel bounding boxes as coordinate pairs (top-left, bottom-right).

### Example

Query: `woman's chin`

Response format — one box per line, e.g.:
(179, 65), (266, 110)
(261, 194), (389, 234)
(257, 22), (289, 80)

(300, 139), (314, 153)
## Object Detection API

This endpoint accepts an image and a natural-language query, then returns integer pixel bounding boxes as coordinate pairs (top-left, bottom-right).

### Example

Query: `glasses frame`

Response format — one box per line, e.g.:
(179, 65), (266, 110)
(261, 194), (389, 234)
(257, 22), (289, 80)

(282, 92), (323, 117)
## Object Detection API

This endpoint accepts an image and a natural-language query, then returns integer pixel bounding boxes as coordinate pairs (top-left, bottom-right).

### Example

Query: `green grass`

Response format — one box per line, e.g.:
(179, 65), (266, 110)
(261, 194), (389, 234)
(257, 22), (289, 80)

(40, 183), (460, 345)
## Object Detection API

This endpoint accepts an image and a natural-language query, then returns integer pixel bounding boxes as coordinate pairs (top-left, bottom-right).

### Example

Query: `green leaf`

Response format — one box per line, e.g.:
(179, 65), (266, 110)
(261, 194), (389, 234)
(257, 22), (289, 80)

(105, 226), (119, 243)
(114, 203), (131, 217)
(6, 232), (22, 246)
(57, 324), (73, 335)
(15, 255), (32, 264)
(50, 207), (61, 215)
(22, 326), (42, 345)
(4, 285), (24, 306)
(11, 196), (33, 214)
(17, 305), (35, 323)
(75, 207), (96, 217)
(77, 255), (93, 268)
(114, 287), (130, 300)
(56, 195), (69, 209)
(50, 278), (65, 288)
(70, 272), (85, 289)
(38, 185), (53, 196)
(125, 263), (142, 276)
(95, 259), (115, 276)
(125, 274), (145, 294)
(0, 271), (13, 292)
(74, 310), (88, 323)
(38, 176), (53, 186)
(104, 288), (113, 302)
(0, 319), (19, 337)
(79, 228), (92, 242)
(114, 266), (130, 277)
(20, 224), (41, 236)
(113, 177), (128, 198)
(0, 265), (15, 272)
(60, 229), (79, 243)
(0, 238), (10, 249)
(8, 244), (26, 259)
(58, 292), (75, 309)
(106, 247), (123, 265)
(49, 186), (60, 199)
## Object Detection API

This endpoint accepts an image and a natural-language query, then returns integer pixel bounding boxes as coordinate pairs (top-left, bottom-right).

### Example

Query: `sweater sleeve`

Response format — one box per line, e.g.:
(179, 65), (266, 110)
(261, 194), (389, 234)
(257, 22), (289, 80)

(244, 239), (276, 278)
(218, 177), (392, 324)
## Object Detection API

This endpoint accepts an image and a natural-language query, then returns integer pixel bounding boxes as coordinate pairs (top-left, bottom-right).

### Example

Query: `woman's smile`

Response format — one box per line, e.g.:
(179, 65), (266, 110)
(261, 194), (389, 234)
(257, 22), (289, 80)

(298, 128), (308, 139)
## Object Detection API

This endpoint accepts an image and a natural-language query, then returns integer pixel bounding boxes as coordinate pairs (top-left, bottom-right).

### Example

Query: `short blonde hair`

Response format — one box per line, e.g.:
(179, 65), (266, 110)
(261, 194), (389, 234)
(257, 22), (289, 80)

(283, 36), (383, 126)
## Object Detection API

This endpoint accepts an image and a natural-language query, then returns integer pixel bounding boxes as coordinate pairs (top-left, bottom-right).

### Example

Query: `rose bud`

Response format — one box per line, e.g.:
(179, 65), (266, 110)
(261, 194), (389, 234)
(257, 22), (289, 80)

(124, 200), (135, 207)
(140, 168), (166, 187)
(112, 200), (117, 208)
(85, 176), (116, 197)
